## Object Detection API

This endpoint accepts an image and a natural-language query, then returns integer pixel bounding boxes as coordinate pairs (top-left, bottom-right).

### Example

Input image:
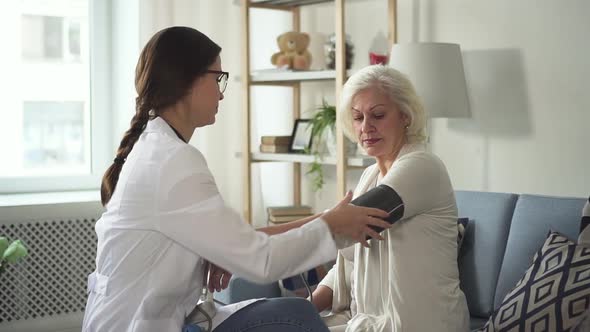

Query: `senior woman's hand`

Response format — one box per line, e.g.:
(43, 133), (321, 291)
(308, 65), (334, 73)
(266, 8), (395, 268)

(322, 191), (391, 248)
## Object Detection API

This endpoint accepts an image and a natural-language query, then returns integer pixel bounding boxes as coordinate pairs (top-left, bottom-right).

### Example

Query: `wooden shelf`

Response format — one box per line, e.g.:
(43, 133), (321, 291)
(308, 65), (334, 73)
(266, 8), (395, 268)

(237, 69), (353, 84)
(249, 152), (374, 167)
(251, 69), (336, 83)
(239, 0), (333, 7)
(238, 0), (395, 222)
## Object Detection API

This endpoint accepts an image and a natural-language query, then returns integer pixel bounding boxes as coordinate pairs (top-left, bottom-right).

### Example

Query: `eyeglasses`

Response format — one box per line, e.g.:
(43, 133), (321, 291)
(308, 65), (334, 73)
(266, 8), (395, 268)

(207, 70), (229, 94)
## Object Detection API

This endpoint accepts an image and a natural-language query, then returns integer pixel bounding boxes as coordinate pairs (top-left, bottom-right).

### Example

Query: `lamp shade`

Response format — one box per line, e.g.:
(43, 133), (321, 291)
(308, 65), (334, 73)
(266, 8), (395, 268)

(389, 43), (470, 118)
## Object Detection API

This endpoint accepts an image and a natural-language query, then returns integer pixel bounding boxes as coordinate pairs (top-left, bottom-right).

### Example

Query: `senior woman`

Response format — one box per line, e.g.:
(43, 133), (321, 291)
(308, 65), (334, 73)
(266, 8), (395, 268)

(311, 65), (470, 332)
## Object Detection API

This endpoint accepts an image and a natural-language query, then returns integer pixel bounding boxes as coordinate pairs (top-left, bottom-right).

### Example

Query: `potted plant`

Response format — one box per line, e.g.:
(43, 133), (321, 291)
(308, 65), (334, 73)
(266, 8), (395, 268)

(309, 99), (336, 154)
(306, 100), (356, 191)
(0, 237), (28, 274)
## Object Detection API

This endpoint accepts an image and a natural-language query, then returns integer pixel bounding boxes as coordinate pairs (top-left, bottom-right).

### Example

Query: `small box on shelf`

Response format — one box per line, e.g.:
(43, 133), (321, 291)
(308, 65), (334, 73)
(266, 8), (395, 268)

(269, 214), (313, 224)
(267, 205), (314, 224)
(260, 144), (289, 153)
(267, 205), (312, 217)
(259, 135), (292, 153)
(261, 135), (291, 145)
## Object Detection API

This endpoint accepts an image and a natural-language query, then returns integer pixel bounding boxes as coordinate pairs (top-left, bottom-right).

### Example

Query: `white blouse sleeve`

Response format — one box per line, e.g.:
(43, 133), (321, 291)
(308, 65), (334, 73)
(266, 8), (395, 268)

(381, 151), (454, 220)
(153, 146), (338, 284)
(318, 264), (336, 290)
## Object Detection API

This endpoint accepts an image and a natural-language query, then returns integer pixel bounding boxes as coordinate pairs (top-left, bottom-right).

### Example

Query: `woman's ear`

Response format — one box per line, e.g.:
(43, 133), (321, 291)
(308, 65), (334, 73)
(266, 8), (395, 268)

(401, 112), (410, 127)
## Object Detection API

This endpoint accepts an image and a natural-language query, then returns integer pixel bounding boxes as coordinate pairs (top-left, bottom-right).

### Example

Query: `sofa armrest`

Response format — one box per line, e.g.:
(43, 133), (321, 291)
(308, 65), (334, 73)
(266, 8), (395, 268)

(214, 277), (282, 304)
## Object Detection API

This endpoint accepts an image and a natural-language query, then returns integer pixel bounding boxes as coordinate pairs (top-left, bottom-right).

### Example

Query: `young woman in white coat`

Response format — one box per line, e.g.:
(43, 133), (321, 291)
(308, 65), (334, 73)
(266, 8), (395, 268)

(81, 27), (391, 332)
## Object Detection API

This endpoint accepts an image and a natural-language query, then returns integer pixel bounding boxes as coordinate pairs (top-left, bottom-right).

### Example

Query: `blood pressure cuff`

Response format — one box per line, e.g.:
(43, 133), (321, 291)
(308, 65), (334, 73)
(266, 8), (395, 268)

(351, 184), (405, 236)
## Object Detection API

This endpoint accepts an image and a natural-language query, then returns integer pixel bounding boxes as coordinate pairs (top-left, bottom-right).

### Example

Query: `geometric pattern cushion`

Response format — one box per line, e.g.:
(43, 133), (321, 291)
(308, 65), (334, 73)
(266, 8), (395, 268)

(477, 232), (590, 332)
(578, 196), (590, 245)
(573, 309), (590, 332)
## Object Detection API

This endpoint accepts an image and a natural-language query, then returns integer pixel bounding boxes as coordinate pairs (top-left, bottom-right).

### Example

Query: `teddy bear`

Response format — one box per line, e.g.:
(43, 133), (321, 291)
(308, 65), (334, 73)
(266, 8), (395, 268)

(271, 31), (312, 70)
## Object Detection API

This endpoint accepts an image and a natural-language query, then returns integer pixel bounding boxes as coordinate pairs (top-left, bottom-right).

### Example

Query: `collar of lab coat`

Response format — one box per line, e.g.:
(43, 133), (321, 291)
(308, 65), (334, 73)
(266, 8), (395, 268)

(144, 116), (186, 143)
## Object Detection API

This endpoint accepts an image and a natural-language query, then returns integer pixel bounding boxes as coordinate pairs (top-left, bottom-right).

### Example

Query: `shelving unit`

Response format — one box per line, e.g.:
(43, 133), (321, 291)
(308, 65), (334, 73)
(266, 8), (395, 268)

(250, 0), (332, 6)
(240, 0), (397, 223)
(250, 69), (353, 83)
(235, 151), (374, 167)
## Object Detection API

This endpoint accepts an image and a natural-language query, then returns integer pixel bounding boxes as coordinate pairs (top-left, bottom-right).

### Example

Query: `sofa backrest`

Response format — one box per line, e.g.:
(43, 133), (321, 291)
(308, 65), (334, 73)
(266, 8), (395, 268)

(493, 194), (586, 308)
(456, 190), (518, 318)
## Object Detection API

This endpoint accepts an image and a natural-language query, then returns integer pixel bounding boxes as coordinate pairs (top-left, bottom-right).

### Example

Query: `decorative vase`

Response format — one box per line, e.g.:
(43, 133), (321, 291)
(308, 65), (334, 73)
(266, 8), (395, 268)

(324, 33), (354, 70)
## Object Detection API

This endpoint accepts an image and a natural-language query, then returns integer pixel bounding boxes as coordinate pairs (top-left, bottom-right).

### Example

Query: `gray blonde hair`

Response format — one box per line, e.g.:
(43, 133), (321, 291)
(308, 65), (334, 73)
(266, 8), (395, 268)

(339, 65), (427, 143)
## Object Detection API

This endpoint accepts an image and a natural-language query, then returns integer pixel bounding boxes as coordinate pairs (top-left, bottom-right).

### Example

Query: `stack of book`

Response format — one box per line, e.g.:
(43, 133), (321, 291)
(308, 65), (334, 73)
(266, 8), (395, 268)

(267, 205), (313, 224)
(259, 135), (291, 153)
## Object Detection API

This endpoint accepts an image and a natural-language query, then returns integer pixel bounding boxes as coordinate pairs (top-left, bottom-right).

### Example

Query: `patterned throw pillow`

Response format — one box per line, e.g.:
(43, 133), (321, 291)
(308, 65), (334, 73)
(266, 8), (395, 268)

(477, 232), (590, 332)
(573, 307), (590, 332)
(578, 196), (590, 245)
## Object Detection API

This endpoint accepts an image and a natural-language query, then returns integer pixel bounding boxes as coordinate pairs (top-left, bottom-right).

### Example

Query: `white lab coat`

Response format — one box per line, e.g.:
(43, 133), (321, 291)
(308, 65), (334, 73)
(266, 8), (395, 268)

(82, 117), (338, 332)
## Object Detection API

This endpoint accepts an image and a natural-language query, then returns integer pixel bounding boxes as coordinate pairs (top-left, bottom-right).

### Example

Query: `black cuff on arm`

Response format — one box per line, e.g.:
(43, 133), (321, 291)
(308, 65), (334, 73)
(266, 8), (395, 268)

(351, 184), (405, 236)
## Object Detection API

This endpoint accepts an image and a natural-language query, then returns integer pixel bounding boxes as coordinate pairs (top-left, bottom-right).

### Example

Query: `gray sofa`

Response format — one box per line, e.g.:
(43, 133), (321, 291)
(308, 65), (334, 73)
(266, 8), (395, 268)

(216, 191), (587, 331)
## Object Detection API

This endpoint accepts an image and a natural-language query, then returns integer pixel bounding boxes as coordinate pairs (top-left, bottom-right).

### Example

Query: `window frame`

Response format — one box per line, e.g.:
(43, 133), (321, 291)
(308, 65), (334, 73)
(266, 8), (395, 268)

(0, 0), (112, 194)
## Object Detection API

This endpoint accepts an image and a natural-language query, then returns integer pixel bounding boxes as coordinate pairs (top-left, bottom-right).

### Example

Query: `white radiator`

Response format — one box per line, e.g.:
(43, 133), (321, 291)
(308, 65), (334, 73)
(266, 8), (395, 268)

(0, 201), (104, 332)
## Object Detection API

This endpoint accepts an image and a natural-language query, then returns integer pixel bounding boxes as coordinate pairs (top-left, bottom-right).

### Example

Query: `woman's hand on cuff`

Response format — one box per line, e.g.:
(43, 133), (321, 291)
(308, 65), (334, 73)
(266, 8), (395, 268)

(322, 191), (391, 248)
(207, 263), (232, 292)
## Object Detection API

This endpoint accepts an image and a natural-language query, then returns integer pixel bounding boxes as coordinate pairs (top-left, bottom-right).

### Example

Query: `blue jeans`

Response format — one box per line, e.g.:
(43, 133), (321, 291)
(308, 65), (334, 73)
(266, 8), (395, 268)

(213, 298), (329, 332)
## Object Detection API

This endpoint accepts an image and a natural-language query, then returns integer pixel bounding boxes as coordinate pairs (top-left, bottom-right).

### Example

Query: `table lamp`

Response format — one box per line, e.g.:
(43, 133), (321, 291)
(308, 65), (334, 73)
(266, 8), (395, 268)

(389, 42), (470, 118)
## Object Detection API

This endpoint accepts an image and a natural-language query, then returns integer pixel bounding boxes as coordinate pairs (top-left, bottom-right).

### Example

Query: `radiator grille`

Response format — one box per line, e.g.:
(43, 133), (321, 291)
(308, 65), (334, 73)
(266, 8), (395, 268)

(0, 218), (97, 324)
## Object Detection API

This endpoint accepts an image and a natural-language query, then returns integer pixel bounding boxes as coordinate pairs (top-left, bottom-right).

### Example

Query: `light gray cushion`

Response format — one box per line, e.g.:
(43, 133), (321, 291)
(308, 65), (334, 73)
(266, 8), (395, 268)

(214, 277), (281, 304)
(456, 191), (518, 318)
(494, 194), (586, 309)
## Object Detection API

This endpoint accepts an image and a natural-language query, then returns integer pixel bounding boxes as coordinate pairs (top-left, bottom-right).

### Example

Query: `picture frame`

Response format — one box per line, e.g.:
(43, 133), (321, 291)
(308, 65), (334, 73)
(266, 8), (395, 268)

(289, 119), (313, 153)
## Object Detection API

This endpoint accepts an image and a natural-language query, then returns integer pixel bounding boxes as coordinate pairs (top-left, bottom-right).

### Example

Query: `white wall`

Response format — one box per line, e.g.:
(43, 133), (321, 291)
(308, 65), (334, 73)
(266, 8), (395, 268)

(269, 0), (590, 220)
(412, 0), (590, 197)
(128, 0), (589, 226)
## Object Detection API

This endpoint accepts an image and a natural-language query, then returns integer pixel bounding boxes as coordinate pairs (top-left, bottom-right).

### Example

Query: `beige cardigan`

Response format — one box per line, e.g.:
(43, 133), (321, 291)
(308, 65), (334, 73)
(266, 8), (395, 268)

(319, 144), (470, 332)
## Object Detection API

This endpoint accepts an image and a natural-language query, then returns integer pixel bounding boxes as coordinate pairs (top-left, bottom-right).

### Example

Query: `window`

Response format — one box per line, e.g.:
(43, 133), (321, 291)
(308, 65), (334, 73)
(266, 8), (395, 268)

(0, 0), (111, 193)
(22, 101), (87, 172)
(21, 15), (82, 62)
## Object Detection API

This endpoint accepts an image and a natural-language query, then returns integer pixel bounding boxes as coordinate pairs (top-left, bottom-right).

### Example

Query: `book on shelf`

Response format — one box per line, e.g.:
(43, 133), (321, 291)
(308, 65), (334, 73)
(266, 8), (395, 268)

(269, 214), (313, 224)
(259, 144), (289, 153)
(261, 135), (291, 145)
(267, 205), (313, 217)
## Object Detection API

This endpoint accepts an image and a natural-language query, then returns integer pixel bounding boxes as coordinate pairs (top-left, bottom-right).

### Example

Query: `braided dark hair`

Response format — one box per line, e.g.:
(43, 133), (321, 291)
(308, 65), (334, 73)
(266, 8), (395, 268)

(100, 26), (221, 206)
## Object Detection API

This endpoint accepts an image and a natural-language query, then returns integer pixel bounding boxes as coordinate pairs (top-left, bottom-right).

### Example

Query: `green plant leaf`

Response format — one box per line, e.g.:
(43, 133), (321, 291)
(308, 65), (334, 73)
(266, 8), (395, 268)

(310, 100), (336, 142)
(0, 237), (8, 260)
(3, 240), (28, 264)
(305, 151), (326, 192)
(303, 99), (337, 192)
